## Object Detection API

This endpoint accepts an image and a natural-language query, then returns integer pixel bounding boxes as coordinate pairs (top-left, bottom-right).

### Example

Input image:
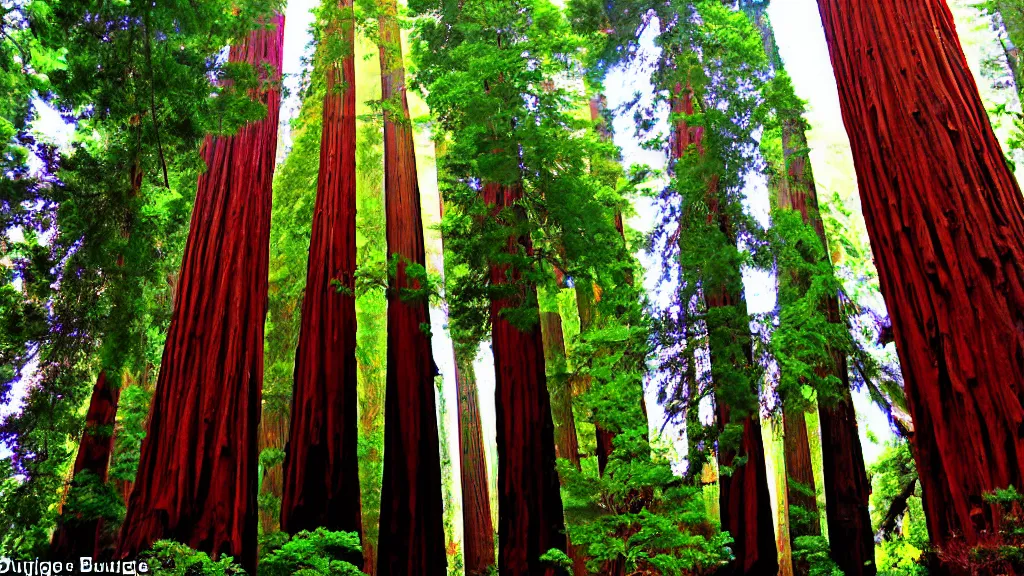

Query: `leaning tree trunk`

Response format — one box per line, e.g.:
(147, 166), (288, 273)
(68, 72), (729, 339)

(51, 371), (121, 560)
(742, 5), (877, 573)
(671, 84), (778, 576)
(818, 0), (1024, 553)
(280, 0), (363, 543)
(375, 1), (447, 573)
(485, 181), (567, 576)
(117, 15), (284, 574)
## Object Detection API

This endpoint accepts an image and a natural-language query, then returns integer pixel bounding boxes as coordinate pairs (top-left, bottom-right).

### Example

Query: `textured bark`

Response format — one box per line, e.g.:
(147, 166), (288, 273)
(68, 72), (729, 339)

(711, 341), (778, 576)
(743, 6), (877, 573)
(782, 406), (820, 541)
(117, 16), (283, 574)
(280, 1), (362, 543)
(375, 2), (447, 573)
(51, 371), (121, 560)
(453, 349), (496, 575)
(438, 146), (496, 576)
(818, 0), (1024, 550)
(671, 84), (777, 576)
(258, 410), (287, 534)
(484, 181), (567, 576)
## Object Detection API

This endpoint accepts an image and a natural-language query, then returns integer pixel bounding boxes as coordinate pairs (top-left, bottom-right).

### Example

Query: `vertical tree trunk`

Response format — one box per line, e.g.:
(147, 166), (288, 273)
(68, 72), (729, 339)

(259, 410), (288, 534)
(817, 0), (1024, 553)
(485, 181), (567, 576)
(281, 0), (362, 543)
(51, 371), (121, 560)
(375, 1), (447, 572)
(743, 5), (877, 573)
(539, 309), (587, 576)
(438, 142), (496, 576)
(452, 346), (497, 576)
(671, 85), (778, 576)
(117, 15), (284, 574)
(540, 310), (581, 469)
(782, 405), (821, 541)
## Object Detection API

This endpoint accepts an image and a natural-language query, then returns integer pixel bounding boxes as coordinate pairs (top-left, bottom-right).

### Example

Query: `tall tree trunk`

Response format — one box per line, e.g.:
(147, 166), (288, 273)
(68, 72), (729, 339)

(539, 308), (587, 576)
(51, 371), (121, 560)
(117, 15), (284, 574)
(485, 181), (567, 576)
(280, 1), (362, 543)
(743, 5), (877, 573)
(671, 84), (778, 576)
(452, 346), (496, 575)
(818, 0), (1024, 553)
(438, 143), (496, 576)
(540, 310), (581, 469)
(375, 2), (447, 572)
(259, 410), (288, 534)
(782, 404), (821, 547)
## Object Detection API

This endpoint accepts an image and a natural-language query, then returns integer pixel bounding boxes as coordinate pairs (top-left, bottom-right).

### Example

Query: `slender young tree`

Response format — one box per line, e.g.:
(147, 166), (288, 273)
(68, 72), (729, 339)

(117, 15), (285, 573)
(741, 4), (876, 573)
(818, 0), (1024, 554)
(280, 0), (363, 541)
(374, 0), (447, 572)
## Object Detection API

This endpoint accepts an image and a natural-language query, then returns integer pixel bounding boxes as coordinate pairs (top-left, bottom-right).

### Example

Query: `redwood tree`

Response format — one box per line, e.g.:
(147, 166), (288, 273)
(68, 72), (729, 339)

(280, 0), (362, 540)
(117, 15), (284, 573)
(50, 371), (121, 559)
(670, 70), (777, 576)
(439, 154), (496, 575)
(485, 181), (568, 576)
(374, 0), (447, 572)
(742, 4), (875, 573)
(452, 344), (496, 575)
(818, 0), (1024, 552)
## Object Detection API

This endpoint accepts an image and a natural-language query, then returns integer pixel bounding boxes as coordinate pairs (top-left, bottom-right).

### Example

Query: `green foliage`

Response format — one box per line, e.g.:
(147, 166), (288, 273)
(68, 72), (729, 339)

(559, 430), (731, 575)
(140, 541), (247, 576)
(792, 536), (843, 576)
(411, 0), (635, 340)
(870, 439), (928, 576)
(259, 529), (363, 575)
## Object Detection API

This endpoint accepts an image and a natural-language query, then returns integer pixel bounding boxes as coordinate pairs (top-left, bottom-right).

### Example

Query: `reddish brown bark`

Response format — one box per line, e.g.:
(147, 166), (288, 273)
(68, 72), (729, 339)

(817, 0), (1024, 550)
(116, 16), (283, 574)
(819, 389), (875, 576)
(375, 3), (447, 573)
(51, 371), (121, 560)
(484, 181), (567, 576)
(438, 146), (496, 576)
(453, 348), (497, 575)
(280, 1), (362, 542)
(782, 405), (820, 541)
(671, 84), (777, 576)
(259, 409), (287, 534)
